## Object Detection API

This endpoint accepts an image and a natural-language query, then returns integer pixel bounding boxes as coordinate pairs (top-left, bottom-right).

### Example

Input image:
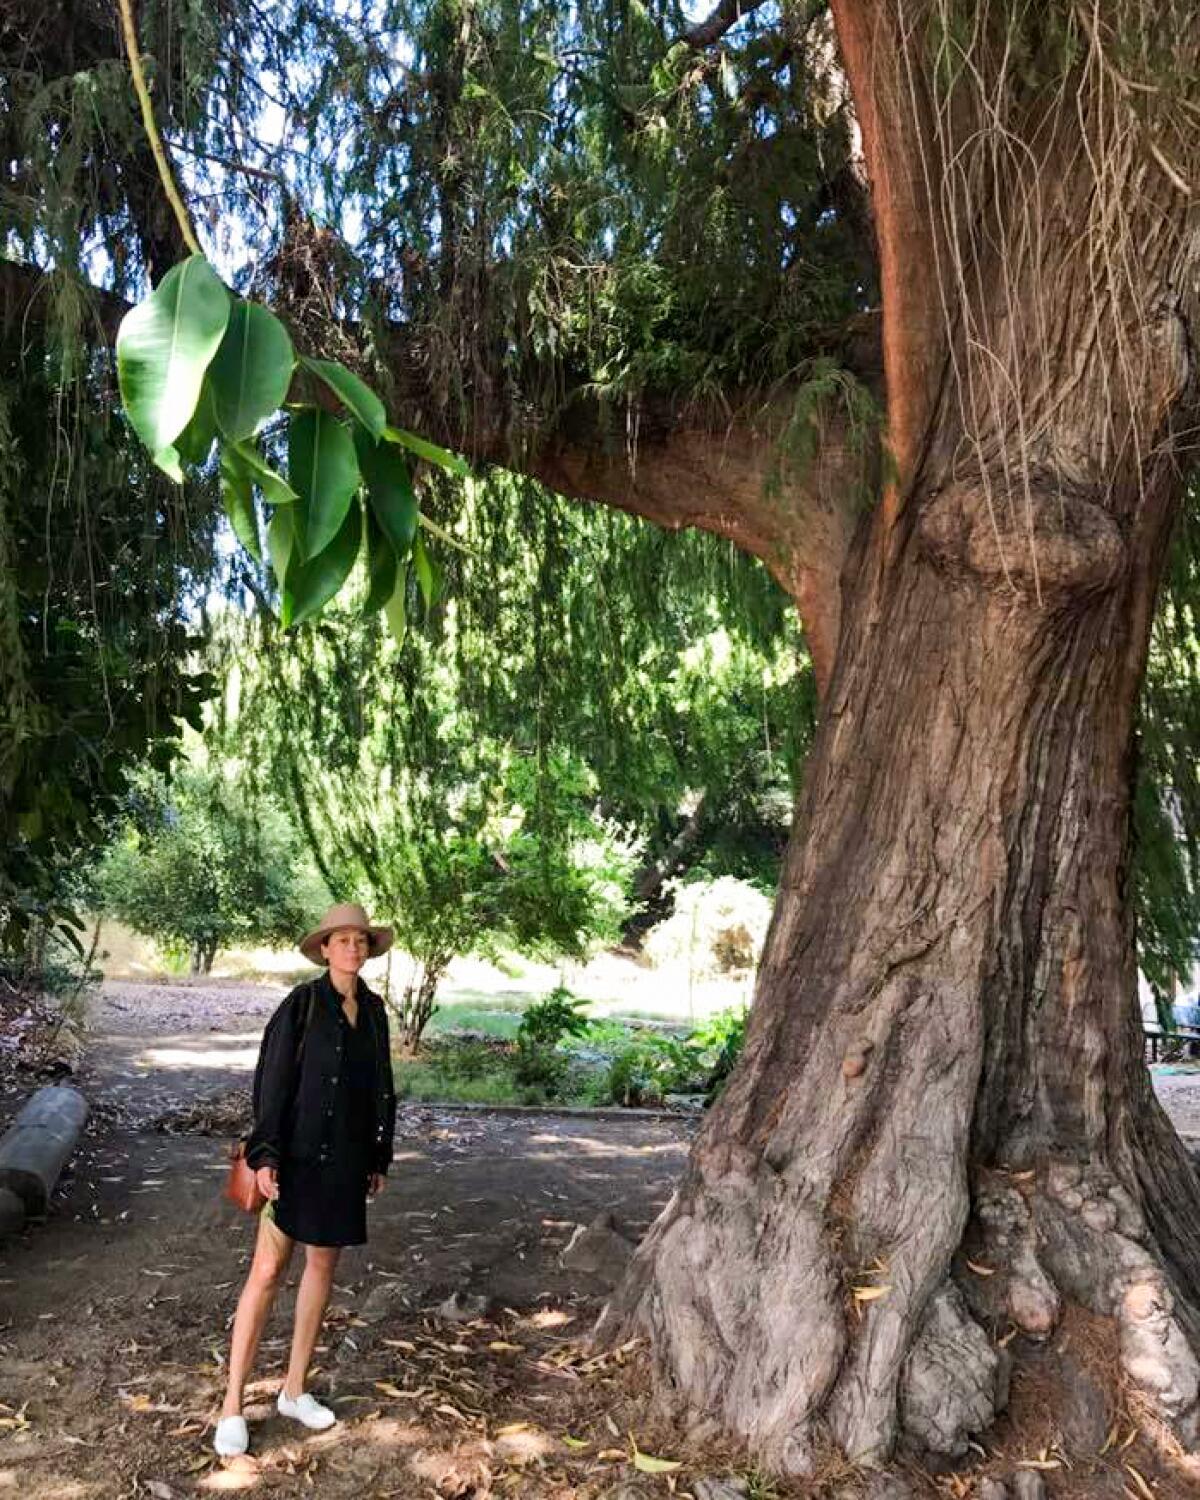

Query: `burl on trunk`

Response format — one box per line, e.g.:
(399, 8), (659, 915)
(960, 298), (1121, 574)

(597, 0), (1200, 1475)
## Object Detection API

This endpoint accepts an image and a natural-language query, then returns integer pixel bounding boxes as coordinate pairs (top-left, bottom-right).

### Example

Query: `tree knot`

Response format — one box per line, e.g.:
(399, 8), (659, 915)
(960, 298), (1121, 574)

(917, 477), (1126, 599)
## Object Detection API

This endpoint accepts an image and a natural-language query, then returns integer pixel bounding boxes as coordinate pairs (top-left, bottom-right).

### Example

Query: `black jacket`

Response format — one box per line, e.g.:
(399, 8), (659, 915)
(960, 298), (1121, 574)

(245, 973), (397, 1175)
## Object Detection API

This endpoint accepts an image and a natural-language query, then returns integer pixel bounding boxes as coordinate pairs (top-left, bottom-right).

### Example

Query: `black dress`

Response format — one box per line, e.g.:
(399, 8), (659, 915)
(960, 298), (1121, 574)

(274, 1001), (378, 1248)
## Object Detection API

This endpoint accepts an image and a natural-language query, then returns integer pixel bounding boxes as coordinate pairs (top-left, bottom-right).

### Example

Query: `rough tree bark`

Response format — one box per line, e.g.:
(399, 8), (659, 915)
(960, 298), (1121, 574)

(594, 0), (1200, 1475)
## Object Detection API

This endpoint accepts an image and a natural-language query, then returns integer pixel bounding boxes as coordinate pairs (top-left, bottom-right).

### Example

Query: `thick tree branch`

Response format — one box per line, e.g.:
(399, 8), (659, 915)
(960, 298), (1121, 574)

(484, 396), (870, 694)
(828, 0), (948, 510)
(682, 0), (770, 48)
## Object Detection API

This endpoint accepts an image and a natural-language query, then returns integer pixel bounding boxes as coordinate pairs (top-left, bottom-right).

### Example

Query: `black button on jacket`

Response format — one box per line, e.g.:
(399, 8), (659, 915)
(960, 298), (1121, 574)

(245, 973), (397, 1175)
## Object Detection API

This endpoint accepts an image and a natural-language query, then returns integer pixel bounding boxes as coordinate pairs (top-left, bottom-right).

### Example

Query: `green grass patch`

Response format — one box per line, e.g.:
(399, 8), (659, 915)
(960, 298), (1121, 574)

(393, 1059), (543, 1106)
(424, 1000), (524, 1039)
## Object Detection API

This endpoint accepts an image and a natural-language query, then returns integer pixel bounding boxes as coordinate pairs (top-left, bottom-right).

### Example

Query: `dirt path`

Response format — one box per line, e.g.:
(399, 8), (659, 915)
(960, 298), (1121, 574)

(0, 981), (694, 1498)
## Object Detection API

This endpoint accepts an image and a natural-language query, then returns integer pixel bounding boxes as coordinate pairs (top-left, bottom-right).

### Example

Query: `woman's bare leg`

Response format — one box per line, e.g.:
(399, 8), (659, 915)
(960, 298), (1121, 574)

(221, 1213), (295, 1417)
(282, 1244), (340, 1397)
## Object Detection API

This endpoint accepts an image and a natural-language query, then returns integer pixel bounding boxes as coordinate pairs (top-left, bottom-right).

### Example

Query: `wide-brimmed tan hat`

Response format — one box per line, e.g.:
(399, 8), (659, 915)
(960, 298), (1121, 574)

(299, 902), (393, 965)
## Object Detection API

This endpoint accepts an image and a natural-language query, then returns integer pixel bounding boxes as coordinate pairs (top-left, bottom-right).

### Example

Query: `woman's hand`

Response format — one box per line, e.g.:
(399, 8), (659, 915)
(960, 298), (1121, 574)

(255, 1165), (280, 1201)
(367, 1173), (385, 1200)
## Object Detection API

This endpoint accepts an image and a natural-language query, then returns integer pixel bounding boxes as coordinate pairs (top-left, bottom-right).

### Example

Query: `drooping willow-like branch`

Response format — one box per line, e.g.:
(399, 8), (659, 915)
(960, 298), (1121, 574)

(115, 0), (204, 259)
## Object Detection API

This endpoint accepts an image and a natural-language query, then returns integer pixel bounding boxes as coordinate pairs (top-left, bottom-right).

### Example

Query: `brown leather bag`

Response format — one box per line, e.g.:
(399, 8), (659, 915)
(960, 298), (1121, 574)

(223, 1139), (265, 1214)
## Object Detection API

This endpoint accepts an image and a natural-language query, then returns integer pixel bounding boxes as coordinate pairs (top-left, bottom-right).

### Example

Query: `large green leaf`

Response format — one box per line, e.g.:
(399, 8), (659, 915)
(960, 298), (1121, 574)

(302, 357), (386, 438)
(208, 302), (295, 441)
(383, 423), (471, 477)
(116, 256), (231, 460)
(384, 562), (409, 644)
(227, 438), (296, 506)
(364, 509), (398, 614)
(153, 444), (185, 483)
(175, 380), (219, 467)
(354, 427), (419, 555)
(267, 506), (300, 619)
(289, 408), (361, 557)
(219, 448), (263, 562)
(288, 501), (363, 626)
(412, 529), (442, 609)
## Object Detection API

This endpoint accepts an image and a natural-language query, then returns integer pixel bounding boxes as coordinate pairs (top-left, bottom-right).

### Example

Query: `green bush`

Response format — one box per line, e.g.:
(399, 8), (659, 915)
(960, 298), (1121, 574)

(433, 1038), (503, 1082)
(689, 1006), (749, 1098)
(605, 1031), (702, 1107)
(580, 1018), (633, 1049)
(513, 986), (591, 1092)
(394, 1059), (534, 1106)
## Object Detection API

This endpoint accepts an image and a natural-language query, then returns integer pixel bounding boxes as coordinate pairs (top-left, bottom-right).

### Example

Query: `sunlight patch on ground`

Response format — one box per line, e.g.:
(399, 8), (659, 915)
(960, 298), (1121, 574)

(528, 1308), (575, 1329)
(526, 1132), (684, 1160)
(199, 1456), (262, 1490)
(140, 1044), (260, 1071)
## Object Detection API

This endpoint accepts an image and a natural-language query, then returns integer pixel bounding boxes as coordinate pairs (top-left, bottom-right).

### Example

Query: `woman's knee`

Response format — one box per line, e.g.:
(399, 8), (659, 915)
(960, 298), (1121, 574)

(302, 1245), (339, 1280)
(248, 1227), (293, 1291)
(248, 1251), (289, 1293)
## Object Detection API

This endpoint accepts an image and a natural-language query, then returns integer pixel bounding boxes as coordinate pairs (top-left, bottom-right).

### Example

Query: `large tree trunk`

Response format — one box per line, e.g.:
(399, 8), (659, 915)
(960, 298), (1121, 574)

(600, 459), (1200, 1470)
(598, 0), (1200, 1474)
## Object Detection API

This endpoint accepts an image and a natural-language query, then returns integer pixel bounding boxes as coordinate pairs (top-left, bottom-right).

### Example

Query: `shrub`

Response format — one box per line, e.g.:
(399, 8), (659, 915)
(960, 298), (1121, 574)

(689, 1006), (749, 1099)
(605, 1031), (702, 1107)
(96, 765), (327, 973)
(513, 986), (591, 1092)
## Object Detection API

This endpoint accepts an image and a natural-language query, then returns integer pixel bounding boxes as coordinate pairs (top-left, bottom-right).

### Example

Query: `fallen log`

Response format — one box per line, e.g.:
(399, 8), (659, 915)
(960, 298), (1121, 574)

(0, 1085), (88, 1218)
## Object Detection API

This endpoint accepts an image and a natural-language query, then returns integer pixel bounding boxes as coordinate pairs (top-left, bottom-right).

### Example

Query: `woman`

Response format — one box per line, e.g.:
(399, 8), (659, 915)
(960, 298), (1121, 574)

(213, 902), (397, 1458)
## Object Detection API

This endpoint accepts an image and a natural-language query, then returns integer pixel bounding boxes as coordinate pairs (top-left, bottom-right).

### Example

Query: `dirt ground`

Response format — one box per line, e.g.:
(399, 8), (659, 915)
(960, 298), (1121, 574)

(0, 980), (698, 1500)
(2, 979), (1200, 1500)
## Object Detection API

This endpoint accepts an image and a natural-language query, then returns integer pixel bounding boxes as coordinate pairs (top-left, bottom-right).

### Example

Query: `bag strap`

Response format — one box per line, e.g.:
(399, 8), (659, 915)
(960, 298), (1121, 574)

(293, 980), (318, 1073)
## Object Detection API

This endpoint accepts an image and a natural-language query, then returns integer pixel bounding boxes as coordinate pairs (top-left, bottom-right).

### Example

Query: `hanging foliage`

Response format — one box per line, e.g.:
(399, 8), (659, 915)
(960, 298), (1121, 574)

(114, 251), (468, 629)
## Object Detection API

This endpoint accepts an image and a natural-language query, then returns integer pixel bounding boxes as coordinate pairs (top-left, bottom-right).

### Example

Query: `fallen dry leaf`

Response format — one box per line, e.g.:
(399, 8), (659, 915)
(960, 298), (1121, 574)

(631, 1437), (682, 1474)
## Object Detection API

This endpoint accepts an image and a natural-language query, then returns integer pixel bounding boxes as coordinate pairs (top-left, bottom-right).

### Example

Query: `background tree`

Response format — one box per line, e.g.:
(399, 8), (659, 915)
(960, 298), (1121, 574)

(217, 576), (640, 1048)
(0, 311), (216, 956)
(96, 764), (328, 972)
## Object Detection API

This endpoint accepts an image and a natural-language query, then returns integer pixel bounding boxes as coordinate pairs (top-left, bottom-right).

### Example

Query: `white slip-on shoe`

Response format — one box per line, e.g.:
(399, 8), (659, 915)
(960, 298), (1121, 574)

(276, 1389), (337, 1430)
(214, 1414), (249, 1456)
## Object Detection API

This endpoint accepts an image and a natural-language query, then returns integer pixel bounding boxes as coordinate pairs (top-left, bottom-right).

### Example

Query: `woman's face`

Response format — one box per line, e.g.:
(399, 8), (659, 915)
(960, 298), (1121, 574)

(322, 926), (370, 980)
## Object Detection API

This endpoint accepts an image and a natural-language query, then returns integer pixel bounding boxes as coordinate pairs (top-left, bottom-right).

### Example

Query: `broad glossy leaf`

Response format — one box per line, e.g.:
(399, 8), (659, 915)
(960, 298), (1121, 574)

(364, 509), (398, 614)
(175, 380), (218, 467)
(383, 423), (470, 476)
(208, 301), (295, 441)
(227, 439), (297, 506)
(116, 255), (230, 457)
(289, 408), (360, 557)
(267, 506), (300, 613)
(288, 501), (363, 626)
(412, 529), (442, 608)
(302, 356), (386, 438)
(384, 562), (408, 644)
(153, 444), (184, 482)
(355, 427), (419, 555)
(219, 447), (263, 562)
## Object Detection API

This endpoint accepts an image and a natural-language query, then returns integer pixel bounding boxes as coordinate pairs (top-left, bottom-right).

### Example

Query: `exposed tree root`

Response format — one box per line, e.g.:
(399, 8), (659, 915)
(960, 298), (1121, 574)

(597, 1154), (1200, 1480)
